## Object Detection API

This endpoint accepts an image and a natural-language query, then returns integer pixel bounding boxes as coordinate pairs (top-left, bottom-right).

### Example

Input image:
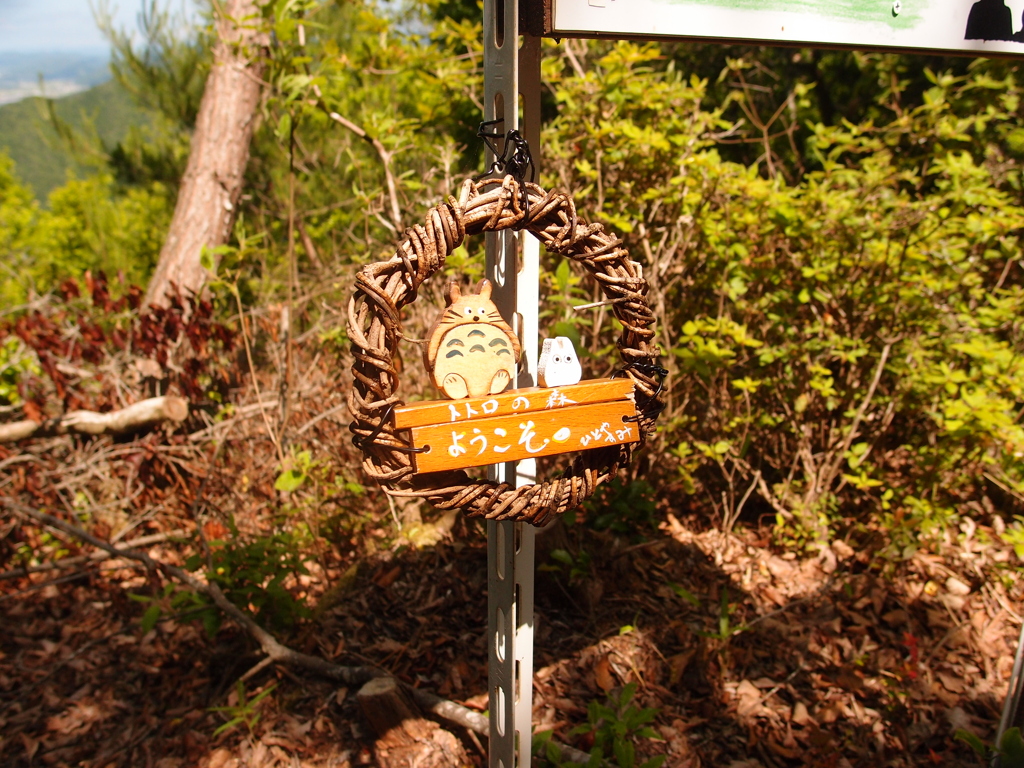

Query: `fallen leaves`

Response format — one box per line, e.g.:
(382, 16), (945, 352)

(594, 657), (615, 693)
(45, 696), (110, 735)
(2, 470), (1022, 768)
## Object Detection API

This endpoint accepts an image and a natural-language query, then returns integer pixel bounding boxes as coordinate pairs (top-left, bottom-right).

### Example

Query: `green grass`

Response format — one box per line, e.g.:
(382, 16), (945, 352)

(0, 79), (151, 202)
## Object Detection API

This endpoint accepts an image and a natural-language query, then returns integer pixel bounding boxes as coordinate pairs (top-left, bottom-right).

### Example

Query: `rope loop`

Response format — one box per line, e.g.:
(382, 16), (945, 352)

(347, 176), (663, 526)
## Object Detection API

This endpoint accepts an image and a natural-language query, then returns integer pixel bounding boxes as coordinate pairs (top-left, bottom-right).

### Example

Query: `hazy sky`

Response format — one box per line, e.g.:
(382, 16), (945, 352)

(0, 0), (198, 54)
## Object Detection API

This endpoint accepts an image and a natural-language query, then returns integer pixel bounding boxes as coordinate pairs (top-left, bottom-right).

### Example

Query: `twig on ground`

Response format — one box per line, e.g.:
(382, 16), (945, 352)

(238, 655), (276, 684)
(232, 285), (285, 464)
(0, 530), (188, 581)
(296, 402), (349, 435)
(0, 570), (94, 602)
(186, 398), (279, 441)
(743, 571), (844, 631)
(923, 620), (972, 667)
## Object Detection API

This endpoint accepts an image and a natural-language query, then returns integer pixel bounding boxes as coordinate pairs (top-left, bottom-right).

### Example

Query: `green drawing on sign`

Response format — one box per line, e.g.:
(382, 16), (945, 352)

(656, 0), (922, 30)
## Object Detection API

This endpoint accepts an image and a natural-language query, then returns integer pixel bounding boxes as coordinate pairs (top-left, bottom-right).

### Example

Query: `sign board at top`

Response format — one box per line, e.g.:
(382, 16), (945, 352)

(532, 0), (1024, 56)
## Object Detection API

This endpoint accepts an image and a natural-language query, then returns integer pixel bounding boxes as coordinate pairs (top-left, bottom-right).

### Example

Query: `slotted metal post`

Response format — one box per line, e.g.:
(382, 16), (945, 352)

(484, 3), (542, 766)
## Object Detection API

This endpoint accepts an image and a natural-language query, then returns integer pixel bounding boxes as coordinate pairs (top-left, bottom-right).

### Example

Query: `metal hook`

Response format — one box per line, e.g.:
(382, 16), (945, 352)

(475, 120), (536, 224)
(477, 118), (507, 167)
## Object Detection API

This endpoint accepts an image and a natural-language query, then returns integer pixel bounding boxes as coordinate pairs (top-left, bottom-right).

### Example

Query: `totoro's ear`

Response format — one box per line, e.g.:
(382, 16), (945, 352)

(444, 282), (462, 305)
(477, 279), (492, 300)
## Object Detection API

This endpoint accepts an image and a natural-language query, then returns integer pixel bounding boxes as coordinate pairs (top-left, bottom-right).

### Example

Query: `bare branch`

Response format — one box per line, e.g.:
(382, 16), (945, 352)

(0, 529), (189, 581)
(310, 84), (402, 233)
(821, 340), (895, 491)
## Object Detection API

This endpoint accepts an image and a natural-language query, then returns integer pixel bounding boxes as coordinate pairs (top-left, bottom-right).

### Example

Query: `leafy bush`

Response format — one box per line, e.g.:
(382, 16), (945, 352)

(1, 272), (237, 418)
(7, 4), (1024, 555)
(0, 152), (172, 304)
(581, 477), (658, 536)
(544, 42), (1024, 544)
(184, 530), (313, 632)
(535, 682), (665, 768)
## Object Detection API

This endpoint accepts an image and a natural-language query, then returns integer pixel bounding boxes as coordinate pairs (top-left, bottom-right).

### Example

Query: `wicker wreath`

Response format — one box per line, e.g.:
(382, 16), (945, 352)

(347, 175), (663, 526)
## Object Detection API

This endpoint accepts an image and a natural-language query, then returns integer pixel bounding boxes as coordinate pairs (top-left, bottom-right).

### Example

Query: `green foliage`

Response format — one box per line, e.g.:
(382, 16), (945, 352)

(209, 680), (277, 736)
(0, 152), (172, 303)
(668, 582), (701, 606)
(956, 726), (1024, 767)
(236, 0), (486, 286)
(93, 0), (210, 187)
(426, 0), (480, 24)
(0, 338), (38, 405)
(581, 478), (657, 536)
(541, 546), (592, 585)
(1000, 517), (1024, 559)
(0, 2), (202, 300)
(539, 259), (590, 354)
(0, 152), (40, 306)
(128, 581), (222, 636)
(34, 175), (172, 288)
(544, 40), (1024, 545)
(184, 530), (312, 632)
(275, 449), (315, 493)
(698, 587), (748, 641)
(98, 0), (211, 130)
(5, 0), (1024, 561)
(535, 683), (664, 768)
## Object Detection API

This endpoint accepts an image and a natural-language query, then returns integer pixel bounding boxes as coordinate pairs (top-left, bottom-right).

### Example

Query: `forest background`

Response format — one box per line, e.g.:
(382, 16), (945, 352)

(3, 0), (1024, 766)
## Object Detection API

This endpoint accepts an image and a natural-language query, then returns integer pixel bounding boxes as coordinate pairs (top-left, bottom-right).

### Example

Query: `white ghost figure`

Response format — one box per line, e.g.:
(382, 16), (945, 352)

(538, 336), (583, 388)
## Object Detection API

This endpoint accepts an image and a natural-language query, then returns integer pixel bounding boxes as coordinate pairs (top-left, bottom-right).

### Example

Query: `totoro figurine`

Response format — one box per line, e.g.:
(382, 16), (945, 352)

(537, 336), (583, 388)
(425, 279), (522, 399)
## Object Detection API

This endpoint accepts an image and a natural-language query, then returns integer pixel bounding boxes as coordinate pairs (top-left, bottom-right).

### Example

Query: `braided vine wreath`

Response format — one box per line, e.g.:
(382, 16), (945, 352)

(347, 175), (663, 527)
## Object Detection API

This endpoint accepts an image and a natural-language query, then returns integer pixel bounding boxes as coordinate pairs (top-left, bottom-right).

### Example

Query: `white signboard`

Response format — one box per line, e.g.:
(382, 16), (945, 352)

(542, 0), (1024, 56)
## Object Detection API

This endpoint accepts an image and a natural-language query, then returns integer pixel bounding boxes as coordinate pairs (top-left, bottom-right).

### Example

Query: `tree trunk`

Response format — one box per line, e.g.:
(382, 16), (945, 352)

(145, 0), (267, 308)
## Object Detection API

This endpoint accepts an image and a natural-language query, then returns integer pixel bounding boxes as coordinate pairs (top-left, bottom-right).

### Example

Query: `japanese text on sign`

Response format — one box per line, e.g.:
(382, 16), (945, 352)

(405, 399), (639, 474)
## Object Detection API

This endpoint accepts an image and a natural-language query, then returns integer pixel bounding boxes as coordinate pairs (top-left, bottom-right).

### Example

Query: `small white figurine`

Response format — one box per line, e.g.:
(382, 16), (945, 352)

(538, 336), (583, 388)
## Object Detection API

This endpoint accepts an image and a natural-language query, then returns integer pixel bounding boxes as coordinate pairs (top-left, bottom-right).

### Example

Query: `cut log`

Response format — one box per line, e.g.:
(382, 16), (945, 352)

(0, 396), (189, 443)
(356, 676), (471, 768)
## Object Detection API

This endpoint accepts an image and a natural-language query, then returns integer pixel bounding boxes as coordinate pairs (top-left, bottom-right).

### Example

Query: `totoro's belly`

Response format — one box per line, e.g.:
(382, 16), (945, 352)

(433, 324), (517, 398)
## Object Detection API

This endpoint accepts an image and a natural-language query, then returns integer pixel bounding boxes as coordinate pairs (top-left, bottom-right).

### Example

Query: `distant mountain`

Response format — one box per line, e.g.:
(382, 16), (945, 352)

(0, 78), (152, 201)
(0, 51), (110, 106)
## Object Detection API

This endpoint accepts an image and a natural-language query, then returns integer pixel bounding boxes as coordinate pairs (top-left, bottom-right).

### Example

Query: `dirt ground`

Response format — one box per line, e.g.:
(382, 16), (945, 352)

(2, 491), (1020, 768)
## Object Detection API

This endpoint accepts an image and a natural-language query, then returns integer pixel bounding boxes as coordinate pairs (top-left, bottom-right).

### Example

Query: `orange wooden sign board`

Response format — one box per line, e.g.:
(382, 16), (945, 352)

(393, 378), (633, 429)
(392, 378), (639, 474)
(404, 400), (638, 473)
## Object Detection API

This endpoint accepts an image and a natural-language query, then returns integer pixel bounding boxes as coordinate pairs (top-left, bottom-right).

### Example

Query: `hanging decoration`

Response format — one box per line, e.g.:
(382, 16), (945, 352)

(347, 175), (664, 526)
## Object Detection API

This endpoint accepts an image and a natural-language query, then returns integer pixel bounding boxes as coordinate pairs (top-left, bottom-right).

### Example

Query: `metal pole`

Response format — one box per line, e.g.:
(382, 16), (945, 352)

(484, 3), (542, 766)
(993, 619), (1024, 767)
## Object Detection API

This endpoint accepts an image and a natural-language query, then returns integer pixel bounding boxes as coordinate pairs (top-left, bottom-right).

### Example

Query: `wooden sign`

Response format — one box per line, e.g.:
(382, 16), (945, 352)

(526, 0), (1024, 57)
(394, 378), (639, 473)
